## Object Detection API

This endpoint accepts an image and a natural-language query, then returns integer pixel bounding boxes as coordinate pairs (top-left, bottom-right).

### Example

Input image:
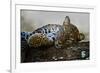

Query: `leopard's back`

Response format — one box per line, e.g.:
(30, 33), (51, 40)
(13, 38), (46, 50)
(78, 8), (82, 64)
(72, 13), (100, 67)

(32, 24), (64, 40)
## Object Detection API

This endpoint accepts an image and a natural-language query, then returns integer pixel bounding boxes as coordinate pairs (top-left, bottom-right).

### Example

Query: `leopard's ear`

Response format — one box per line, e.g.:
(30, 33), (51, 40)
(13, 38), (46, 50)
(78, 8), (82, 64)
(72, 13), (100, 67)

(63, 16), (70, 25)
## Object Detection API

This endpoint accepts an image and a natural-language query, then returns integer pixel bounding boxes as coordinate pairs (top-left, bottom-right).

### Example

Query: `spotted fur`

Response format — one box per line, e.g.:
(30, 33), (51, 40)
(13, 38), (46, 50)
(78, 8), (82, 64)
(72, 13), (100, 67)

(21, 16), (85, 48)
